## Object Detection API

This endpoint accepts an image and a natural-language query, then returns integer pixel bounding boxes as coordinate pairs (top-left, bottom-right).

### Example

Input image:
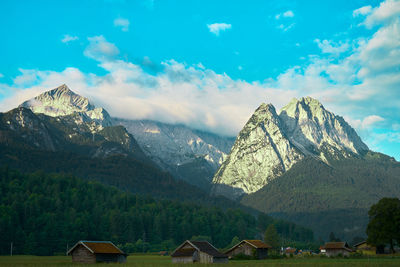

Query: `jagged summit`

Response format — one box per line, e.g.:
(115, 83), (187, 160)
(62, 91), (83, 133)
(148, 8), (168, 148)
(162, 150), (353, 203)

(19, 84), (112, 128)
(212, 97), (369, 199)
(279, 96), (368, 155)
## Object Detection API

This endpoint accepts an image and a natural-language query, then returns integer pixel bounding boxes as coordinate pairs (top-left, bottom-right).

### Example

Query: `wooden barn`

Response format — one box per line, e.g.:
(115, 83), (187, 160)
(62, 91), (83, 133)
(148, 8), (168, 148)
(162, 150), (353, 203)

(225, 240), (271, 259)
(171, 240), (228, 264)
(67, 241), (127, 264)
(322, 242), (353, 257)
(354, 241), (376, 255)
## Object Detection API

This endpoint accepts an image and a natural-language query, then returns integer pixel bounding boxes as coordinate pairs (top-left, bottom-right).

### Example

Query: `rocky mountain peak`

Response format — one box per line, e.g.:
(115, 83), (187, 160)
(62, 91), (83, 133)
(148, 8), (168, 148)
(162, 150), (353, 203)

(212, 97), (370, 199)
(19, 84), (112, 128)
(279, 96), (368, 155)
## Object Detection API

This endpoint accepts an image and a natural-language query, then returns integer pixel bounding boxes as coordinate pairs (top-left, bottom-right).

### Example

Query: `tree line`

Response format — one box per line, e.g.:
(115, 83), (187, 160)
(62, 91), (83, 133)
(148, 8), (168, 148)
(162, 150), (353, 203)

(0, 167), (314, 255)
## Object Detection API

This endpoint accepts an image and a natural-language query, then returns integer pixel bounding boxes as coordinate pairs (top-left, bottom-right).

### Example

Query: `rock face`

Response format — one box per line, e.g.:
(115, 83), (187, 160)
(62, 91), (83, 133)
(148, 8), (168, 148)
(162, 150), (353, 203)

(114, 118), (235, 190)
(212, 97), (369, 199)
(19, 84), (112, 130)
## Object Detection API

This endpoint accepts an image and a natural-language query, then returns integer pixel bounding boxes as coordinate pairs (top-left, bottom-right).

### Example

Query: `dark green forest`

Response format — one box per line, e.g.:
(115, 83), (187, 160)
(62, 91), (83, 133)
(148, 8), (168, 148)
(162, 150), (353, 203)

(242, 152), (400, 240)
(0, 167), (314, 255)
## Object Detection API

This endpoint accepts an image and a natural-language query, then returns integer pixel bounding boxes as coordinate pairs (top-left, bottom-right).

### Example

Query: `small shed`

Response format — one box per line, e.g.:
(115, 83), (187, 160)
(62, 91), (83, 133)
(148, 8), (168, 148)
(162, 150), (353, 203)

(354, 241), (376, 255)
(171, 240), (228, 264)
(225, 240), (271, 259)
(67, 241), (127, 264)
(322, 242), (353, 257)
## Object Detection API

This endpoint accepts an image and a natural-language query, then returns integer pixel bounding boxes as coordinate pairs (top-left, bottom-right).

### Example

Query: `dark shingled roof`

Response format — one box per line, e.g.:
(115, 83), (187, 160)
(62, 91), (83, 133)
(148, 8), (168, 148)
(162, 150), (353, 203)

(190, 241), (227, 258)
(244, 240), (272, 249)
(225, 239), (271, 254)
(67, 241), (125, 255)
(323, 242), (353, 252)
(171, 248), (196, 257)
(171, 240), (227, 259)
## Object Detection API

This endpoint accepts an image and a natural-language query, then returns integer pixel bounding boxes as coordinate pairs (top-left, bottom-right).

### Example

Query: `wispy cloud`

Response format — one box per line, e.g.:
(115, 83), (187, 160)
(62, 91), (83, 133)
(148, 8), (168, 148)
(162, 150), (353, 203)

(207, 23), (232, 36)
(114, 18), (130, 32)
(84, 35), (120, 62)
(275, 10), (294, 20)
(353, 6), (372, 17)
(0, 73), (4, 78)
(314, 39), (350, 54)
(275, 10), (295, 31)
(277, 23), (295, 32)
(61, 34), (79, 43)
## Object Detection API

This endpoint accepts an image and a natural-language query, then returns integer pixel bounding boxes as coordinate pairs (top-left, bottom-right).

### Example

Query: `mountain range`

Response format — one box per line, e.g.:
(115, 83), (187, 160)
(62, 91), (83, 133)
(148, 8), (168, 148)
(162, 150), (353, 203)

(2, 84), (400, 242)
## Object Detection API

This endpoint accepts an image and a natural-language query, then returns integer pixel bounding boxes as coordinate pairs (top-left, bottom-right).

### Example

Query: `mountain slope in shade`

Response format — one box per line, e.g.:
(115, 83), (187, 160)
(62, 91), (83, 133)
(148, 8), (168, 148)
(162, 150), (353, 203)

(212, 97), (369, 199)
(114, 118), (235, 190)
(19, 84), (112, 130)
(241, 154), (400, 240)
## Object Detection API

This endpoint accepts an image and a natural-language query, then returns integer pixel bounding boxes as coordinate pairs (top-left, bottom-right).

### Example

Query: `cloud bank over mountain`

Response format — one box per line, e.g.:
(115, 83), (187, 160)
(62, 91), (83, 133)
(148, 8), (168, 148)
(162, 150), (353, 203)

(0, 0), (399, 158)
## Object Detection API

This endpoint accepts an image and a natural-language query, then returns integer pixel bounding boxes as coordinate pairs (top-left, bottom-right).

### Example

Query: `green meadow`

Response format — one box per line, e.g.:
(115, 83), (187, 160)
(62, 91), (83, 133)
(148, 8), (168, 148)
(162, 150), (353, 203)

(1, 255), (400, 267)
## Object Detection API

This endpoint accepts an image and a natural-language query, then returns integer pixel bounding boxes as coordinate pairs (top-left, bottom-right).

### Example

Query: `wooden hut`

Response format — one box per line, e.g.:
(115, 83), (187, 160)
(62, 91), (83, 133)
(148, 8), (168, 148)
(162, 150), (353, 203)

(171, 240), (228, 264)
(354, 241), (376, 255)
(225, 240), (271, 259)
(322, 242), (353, 257)
(67, 241), (127, 264)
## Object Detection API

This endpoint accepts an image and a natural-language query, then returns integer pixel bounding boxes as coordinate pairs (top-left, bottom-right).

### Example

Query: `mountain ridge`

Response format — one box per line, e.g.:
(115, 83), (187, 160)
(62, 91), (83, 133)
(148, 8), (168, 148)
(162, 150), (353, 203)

(212, 97), (370, 199)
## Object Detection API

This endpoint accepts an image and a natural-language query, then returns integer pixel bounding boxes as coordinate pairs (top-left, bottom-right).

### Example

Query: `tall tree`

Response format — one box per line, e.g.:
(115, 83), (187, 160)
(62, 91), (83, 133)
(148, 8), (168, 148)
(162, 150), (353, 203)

(367, 197), (400, 253)
(264, 224), (280, 252)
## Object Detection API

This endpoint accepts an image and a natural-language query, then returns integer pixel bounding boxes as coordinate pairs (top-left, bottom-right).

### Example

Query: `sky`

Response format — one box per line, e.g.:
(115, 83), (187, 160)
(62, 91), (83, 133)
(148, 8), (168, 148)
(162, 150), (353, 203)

(0, 0), (399, 160)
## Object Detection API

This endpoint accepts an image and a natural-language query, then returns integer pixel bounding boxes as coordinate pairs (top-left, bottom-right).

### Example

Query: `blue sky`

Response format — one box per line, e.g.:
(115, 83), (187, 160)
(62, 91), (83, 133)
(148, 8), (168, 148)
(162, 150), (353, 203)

(0, 0), (399, 160)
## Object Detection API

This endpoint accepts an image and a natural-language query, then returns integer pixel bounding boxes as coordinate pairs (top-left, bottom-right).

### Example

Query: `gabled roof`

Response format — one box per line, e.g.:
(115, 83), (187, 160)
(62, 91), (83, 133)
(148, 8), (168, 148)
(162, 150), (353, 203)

(171, 240), (227, 258)
(323, 242), (353, 252)
(354, 241), (367, 247)
(67, 241), (125, 255)
(225, 240), (271, 254)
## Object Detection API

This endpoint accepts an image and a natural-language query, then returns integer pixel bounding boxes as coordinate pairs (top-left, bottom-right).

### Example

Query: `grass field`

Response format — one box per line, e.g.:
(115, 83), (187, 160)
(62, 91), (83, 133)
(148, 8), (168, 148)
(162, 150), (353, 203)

(0, 255), (400, 266)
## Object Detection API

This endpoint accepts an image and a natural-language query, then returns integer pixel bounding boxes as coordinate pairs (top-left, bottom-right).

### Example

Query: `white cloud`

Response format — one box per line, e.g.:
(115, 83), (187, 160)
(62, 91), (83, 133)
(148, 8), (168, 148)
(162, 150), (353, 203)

(314, 39), (350, 54)
(353, 6), (372, 17)
(84, 35), (120, 62)
(61, 34), (79, 43)
(283, 10), (294, 17)
(275, 10), (295, 20)
(362, 115), (385, 128)
(277, 23), (295, 32)
(358, 0), (400, 28)
(207, 23), (232, 36)
(114, 18), (130, 32)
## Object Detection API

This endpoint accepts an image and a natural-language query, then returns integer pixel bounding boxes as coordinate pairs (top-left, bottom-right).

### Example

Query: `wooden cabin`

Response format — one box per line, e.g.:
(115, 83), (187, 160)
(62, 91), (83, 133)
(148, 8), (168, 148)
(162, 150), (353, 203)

(171, 240), (228, 264)
(354, 241), (376, 255)
(67, 241), (127, 264)
(322, 242), (353, 257)
(225, 240), (271, 259)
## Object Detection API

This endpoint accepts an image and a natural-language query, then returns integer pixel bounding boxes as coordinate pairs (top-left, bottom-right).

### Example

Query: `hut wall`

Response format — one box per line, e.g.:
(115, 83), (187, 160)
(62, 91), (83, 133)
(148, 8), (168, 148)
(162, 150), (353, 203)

(95, 253), (119, 263)
(172, 256), (194, 263)
(228, 243), (254, 257)
(71, 245), (96, 264)
(199, 251), (213, 263)
(326, 248), (350, 257)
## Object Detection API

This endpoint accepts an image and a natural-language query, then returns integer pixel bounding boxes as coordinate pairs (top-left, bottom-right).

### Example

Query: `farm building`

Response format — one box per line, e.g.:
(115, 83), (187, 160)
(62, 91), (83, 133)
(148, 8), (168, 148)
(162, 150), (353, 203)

(171, 240), (228, 264)
(225, 240), (271, 259)
(322, 242), (353, 257)
(354, 241), (376, 255)
(67, 241), (127, 264)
